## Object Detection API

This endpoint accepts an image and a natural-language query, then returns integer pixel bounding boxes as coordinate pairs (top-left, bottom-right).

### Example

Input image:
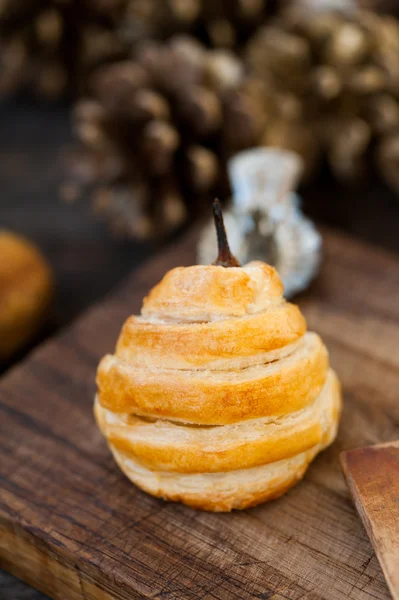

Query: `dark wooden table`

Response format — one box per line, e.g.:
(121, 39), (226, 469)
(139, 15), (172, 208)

(0, 101), (398, 600)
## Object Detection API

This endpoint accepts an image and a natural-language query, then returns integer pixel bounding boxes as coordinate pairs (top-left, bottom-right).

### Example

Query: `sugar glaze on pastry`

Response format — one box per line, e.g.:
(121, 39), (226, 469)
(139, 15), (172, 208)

(95, 200), (342, 511)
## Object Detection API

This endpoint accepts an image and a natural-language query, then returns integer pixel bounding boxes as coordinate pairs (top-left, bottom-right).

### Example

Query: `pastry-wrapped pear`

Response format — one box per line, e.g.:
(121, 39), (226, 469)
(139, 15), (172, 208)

(95, 202), (341, 511)
(0, 231), (53, 361)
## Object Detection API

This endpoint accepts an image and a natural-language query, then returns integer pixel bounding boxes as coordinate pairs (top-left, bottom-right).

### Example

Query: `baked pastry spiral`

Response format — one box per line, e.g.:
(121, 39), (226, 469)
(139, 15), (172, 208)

(96, 200), (341, 510)
(96, 252), (342, 511)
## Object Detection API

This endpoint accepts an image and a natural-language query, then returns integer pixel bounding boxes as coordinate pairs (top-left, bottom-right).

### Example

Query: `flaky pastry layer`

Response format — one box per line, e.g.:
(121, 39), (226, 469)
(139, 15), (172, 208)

(116, 302), (306, 370)
(142, 262), (284, 321)
(108, 396), (340, 512)
(97, 332), (328, 424)
(95, 369), (340, 473)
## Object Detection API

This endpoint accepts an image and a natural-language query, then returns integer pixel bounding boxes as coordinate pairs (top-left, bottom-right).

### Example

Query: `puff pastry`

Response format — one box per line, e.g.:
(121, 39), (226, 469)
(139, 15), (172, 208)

(0, 230), (53, 360)
(95, 202), (342, 511)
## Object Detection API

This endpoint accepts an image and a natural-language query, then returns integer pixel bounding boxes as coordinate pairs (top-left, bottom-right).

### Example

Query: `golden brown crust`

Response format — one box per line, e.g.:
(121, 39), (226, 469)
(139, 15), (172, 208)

(108, 389), (340, 512)
(106, 418), (321, 474)
(116, 302), (306, 370)
(98, 332), (328, 424)
(95, 256), (342, 511)
(111, 444), (313, 512)
(142, 261), (284, 321)
(0, 231), (53, 360)
(95, 369), (340, 473)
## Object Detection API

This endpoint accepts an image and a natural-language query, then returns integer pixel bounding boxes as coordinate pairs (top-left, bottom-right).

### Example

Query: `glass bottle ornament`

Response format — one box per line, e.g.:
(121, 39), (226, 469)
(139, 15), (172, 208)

(197, 148), (322, 297)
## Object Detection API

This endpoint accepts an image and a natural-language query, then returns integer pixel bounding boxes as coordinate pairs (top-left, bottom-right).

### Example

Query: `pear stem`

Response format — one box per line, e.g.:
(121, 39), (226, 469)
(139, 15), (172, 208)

(212, 199), (241, 267)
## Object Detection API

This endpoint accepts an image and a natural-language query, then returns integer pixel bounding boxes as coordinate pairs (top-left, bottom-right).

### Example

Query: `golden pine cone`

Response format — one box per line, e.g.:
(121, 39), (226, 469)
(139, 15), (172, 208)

(246, 8), (399, 189)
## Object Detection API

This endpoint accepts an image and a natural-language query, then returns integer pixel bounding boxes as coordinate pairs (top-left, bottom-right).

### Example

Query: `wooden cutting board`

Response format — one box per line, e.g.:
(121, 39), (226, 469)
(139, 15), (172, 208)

(0, 226), (398, 600)
(341, 441), (399, 600)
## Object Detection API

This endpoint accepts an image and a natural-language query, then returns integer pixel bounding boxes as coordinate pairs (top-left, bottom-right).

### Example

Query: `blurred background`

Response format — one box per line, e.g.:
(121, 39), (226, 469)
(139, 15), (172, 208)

(2, 0), (399, 370)
(1, 1), (399, 595)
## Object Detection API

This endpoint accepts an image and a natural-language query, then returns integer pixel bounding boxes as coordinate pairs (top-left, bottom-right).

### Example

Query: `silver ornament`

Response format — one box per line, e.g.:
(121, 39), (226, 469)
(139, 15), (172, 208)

(197, 148), (322, 298)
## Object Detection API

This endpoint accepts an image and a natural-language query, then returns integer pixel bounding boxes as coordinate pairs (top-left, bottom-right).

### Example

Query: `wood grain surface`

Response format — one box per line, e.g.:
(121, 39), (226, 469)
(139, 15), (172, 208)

(0, 226), (398, 600)
(341, 441), (399, 600)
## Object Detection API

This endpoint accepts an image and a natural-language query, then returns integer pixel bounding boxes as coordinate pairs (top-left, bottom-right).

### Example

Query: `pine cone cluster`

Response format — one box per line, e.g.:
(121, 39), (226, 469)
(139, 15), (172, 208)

(246, 8), (399, 189)
(65, 36), (266, 239)
(0, 0), (276, 100)
(0, 0), (132, 100)
(138, 0), (274, 49)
